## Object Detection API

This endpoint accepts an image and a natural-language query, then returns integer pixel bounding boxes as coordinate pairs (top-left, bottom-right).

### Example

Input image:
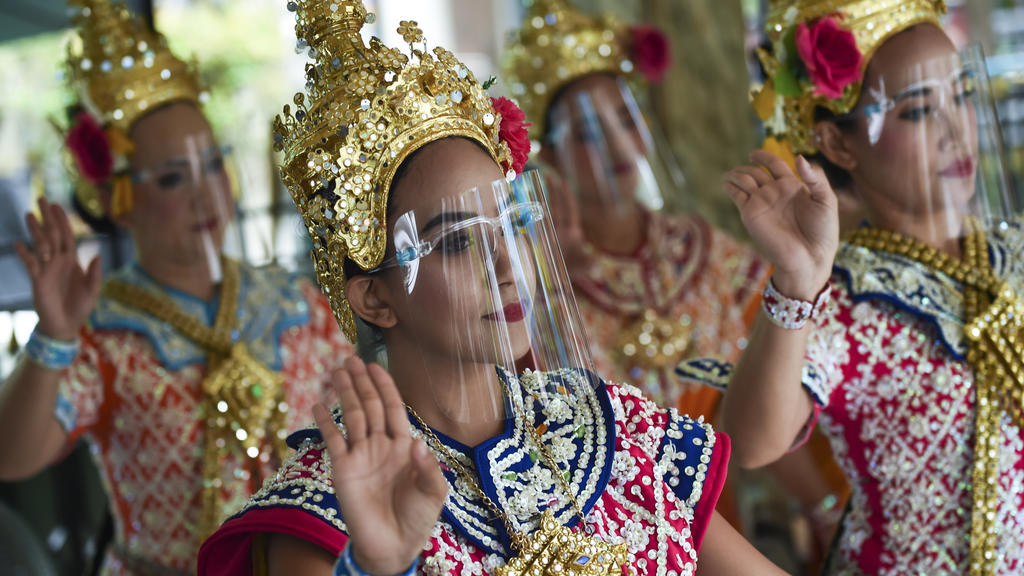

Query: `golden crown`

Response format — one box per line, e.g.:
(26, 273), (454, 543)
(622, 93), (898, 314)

(755, 0), (946, 155)
(65, 0), (202, 135)
(503, 0), (635, 140)
(273, 0), (514, 343)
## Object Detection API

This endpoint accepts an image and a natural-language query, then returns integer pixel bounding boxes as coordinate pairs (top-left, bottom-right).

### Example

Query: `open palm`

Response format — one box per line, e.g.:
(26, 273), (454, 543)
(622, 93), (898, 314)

(313, 357), (447, 575)
(723, 151), (839, 300)
(14, 198), (102, 341)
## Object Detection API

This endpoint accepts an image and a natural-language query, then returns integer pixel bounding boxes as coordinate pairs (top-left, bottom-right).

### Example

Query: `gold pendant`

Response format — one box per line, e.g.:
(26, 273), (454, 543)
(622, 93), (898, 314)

(203, 342), (286, 458)
(497, 510), (629, 576)
(616, 308), (691, 371)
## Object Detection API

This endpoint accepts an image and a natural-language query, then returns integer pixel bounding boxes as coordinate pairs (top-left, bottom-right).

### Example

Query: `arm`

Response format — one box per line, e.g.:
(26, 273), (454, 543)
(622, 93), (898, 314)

(0, 199), (101, 480)
(0, 360), (71, 480)
(267, 533), (336, 576)
(720, 313), (816, 468)
(719, 152), (838, 468)
(697, 511), (790, 576)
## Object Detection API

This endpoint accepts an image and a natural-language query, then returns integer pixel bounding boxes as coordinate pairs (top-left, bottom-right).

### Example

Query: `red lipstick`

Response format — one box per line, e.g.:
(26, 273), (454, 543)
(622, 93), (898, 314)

(939, 157), (975, 179)
(485, 301), (526, 323)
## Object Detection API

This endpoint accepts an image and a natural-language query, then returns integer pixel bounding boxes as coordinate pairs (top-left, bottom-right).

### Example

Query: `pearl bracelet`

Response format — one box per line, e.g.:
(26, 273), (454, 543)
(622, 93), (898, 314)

(761, 279), (832, 330)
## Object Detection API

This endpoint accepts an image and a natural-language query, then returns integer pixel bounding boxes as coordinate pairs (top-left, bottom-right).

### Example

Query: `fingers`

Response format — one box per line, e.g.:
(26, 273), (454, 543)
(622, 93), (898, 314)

(25, 211), (50, 263)
(722, 180), (750, 208)
(410, 438), (448, 500)
(795, 156), (834, 201)
(41, 199), (64, 261)
(750, 149), (797, 181)
(368, 362), (410, 440)
(347, 356), (386, 436)
(313, 402), (348, 460)
(85, 256), (104, 300)
(53, 203), (74, 254)
(333, 367), (367, 443)
(14, 242), (40, 280)
(726, 166), (772, 192)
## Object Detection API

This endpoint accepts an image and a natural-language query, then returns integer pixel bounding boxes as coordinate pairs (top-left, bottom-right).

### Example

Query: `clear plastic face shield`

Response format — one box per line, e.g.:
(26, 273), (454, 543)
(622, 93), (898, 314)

(367, 170), (595, 427)
(128, 132), (243, 281)
(545, 76), (683, 217)
(837, 45), (1017, 245)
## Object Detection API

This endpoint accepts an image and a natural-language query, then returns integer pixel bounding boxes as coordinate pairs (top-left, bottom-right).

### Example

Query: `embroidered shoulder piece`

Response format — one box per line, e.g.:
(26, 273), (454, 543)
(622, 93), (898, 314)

(235, 368), (616, 559)
(90, 263), (311, 369)
(834, 220), (1024, 360)
(674, 357), (733, 391)
(603, 381), (722, 517)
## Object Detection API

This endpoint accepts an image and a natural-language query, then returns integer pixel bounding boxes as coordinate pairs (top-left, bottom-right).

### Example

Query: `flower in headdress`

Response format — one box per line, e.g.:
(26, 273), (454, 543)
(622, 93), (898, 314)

(795, 16), (863, 99)
(491, 96), (531, 175)
(630, 25), (672, 83)
(66, 112), (114, 184)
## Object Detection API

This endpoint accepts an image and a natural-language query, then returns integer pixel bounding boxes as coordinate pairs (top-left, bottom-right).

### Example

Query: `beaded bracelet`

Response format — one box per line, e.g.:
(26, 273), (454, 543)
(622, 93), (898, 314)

(334, 542), (418, 576)
(24, 330), (80, 370)
(761, 278), (832, 330)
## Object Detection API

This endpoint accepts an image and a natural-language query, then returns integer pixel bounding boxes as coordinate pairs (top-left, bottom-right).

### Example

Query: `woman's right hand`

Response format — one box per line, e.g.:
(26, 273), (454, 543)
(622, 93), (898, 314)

(313, 357), (448, 575)
(14, 198), (103, 341)
(723, 151), (839, 301)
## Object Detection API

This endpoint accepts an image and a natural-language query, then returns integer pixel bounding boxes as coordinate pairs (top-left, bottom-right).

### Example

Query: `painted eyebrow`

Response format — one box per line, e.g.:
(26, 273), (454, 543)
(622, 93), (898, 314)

(421, 210), (477, 234)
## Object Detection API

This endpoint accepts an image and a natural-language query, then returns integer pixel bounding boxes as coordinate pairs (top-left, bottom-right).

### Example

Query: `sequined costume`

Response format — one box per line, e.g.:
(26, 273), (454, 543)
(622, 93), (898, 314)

(575, 211), (767, 411)
(793, 219), (1024, 575)
(198, 370), (729, 576)
(55, 263), (352, 574)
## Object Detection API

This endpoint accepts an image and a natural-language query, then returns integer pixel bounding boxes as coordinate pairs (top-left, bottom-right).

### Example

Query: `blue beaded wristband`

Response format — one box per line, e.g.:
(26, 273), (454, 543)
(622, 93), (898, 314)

(24, 330), (80, 370)
(334, 542), (418, 576)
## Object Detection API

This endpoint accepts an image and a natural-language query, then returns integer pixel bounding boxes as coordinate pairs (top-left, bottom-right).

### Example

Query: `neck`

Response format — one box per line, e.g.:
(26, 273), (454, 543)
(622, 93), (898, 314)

(387, 345), (507, 448)
(137, 252), (222, 301)
(580, 202), (645, 256)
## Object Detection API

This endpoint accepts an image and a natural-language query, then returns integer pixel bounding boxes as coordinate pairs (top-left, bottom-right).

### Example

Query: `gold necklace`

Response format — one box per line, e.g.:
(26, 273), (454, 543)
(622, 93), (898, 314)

(102, 259), (289, 539)
(848, 226), (1024, 576)
(406, 389), (628, 576)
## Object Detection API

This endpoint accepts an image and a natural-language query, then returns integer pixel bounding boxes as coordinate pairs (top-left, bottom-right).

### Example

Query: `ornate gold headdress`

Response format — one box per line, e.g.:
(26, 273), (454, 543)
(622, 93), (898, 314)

(64, 0), (204, 217)
(66, 0), (202, 134)
(754, 0), (946, 156)
(274, 0), (523, 343)
(503, 0), (670, 140)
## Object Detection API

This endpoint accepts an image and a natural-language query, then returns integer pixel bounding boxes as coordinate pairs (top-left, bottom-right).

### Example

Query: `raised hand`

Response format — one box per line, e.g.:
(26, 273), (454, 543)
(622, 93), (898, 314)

(312, 357), (448, 575)
(723, 151), (839, 301)
(543, 168), (593, 279)
(14, 198), (103, 341)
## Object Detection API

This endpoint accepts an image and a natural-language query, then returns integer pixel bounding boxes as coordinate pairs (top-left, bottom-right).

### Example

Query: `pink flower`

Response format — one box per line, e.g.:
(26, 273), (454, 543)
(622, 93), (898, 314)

(795, 16), (863, 99)
(631, 25), (671, 83)
(491, 96), (531, 175)
(66, 112), (114, 184)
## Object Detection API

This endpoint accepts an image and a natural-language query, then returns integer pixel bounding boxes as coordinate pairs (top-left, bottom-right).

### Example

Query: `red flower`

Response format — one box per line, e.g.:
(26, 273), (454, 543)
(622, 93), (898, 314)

(66, 112), (114, 184)
(795, 16), (863, 99)
(631, 25), (671, 83)
(491, 96), (531, 175)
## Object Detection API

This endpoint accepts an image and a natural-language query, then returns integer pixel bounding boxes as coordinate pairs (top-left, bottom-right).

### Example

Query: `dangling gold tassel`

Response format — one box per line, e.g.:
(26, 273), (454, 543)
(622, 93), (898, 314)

(111, 175), (134, 217)
(7, 314), (18, 355)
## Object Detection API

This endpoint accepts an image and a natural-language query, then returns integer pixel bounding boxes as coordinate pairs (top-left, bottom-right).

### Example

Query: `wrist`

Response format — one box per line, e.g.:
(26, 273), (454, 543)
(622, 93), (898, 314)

(761, 278), (831, 331)
(24, 329), (80, 371)
(339, 544), (417, 576)
(769, 273), (829, 303)
(36, 321), (80, 343)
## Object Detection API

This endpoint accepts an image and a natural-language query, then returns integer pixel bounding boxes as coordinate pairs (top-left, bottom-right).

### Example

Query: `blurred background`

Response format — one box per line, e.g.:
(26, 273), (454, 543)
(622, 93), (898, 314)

(0, 0), (1022, 573)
